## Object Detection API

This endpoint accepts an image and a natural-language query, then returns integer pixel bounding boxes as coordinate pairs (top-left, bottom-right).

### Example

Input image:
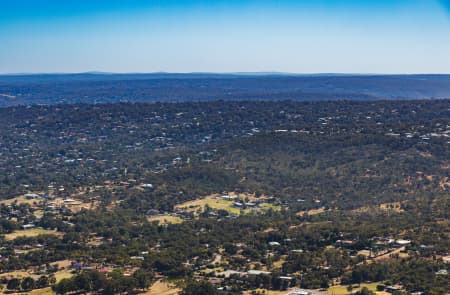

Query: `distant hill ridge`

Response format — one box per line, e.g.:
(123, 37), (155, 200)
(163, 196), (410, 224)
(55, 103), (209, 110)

(0, 73), (449, 107)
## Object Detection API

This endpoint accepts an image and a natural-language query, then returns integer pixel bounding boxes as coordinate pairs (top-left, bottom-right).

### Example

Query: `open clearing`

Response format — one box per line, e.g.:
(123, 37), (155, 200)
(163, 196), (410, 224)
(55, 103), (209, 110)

(53, 270), (73, 282)
(328, 282), (390, 295)
(296, 207), (327, 217)
(49, 197), (100, 213)
(4, 228), (62, 241)
(175, 194), (241, 214)
(358, 246), (407, 265)
(243, 289), (288, 295)
(51, 259), (75, 282)
(147, 215), (184, 224)
(0, 270), (38, 279)
(272, 255), (287, 269)
(0, 195), (41, 206)
(0, 259), (73, 294)
(353, 202), (405, 214)
(379, 202), (403, 212)
(175, 193), (280, 215)
(0, 287), (53, 295)
(142, 279), (180, 295)
(0, 272), (56, 294)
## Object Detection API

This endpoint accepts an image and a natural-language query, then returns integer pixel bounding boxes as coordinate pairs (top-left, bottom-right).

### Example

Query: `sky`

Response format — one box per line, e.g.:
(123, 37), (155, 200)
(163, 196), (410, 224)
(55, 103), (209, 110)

(0, 0), (450, 74)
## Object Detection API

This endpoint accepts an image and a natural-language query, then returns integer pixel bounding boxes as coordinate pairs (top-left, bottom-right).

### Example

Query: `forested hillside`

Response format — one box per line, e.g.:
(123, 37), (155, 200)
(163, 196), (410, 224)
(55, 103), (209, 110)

(0, 100), (448, 295)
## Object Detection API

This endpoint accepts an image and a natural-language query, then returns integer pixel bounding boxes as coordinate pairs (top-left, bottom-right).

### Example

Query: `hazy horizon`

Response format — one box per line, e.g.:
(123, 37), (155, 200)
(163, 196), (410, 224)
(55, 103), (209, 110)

(2, 72), (450, 76)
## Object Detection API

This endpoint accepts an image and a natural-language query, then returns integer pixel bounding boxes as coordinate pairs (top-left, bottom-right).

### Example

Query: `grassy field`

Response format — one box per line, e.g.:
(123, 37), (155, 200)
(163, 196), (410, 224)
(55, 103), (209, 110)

(53, 270), (74, 282)
(0, 260), (74, 294)
(357, 250), (371, 257)
(174, 195), (242, 215)
(0, 271), (72, 294)
(0, 268), (72, 281)
(260, 203), (282, 211)
(243, 289), (288, 295)
(0, 270), (38, 279)
(328, 282), (389, 295)
(0, 287), (53, 295)
(271, 255), (287, 269)
(49, 197), (100, 213)
(0, 195), (40, 206)
(196, 265), (225, 276)
(353, 202), (404, 214)
(33, 209), (45, 218)
(142, 279), (180, 295)
(296, 207), (327, 216)
(175, 193), (280, 216)
(4, 228), (62, 241)
(147, 215), (184, 225)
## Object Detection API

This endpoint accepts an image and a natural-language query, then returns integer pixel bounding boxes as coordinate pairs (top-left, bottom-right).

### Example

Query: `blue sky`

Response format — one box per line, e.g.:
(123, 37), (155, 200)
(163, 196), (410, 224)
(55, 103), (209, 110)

(1, 0), (450, 74)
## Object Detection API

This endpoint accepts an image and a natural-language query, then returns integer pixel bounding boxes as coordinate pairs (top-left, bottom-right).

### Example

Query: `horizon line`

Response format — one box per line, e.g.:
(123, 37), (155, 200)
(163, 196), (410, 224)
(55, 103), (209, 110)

(1, 71), (450, 77)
